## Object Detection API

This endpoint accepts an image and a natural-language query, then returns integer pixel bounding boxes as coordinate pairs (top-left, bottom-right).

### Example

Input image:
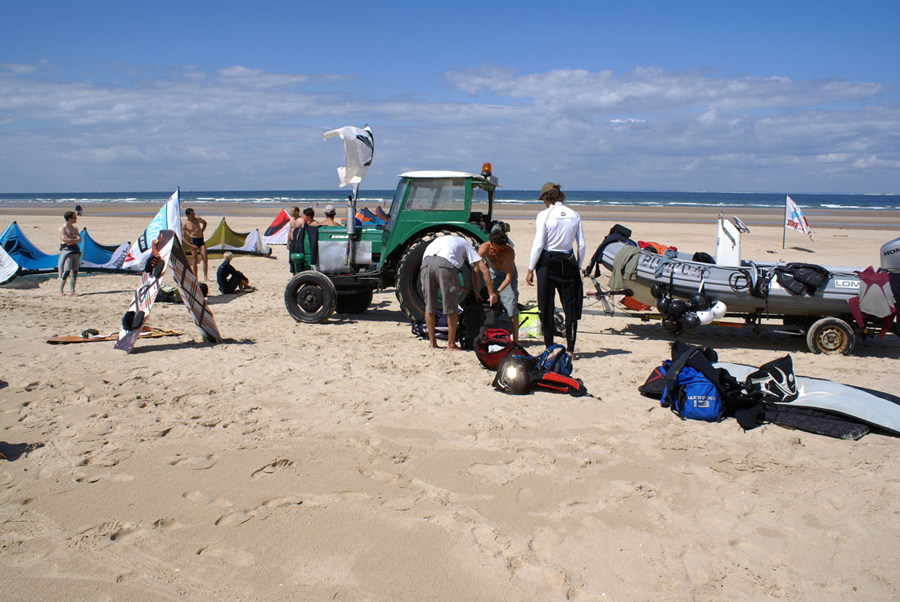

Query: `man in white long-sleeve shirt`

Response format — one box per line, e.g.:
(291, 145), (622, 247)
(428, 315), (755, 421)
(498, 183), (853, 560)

(525, 182), (586, 352)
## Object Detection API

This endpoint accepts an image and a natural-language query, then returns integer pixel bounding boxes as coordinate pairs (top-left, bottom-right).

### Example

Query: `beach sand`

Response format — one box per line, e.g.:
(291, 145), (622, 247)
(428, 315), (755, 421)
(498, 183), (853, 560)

(1, 204), (898, 601)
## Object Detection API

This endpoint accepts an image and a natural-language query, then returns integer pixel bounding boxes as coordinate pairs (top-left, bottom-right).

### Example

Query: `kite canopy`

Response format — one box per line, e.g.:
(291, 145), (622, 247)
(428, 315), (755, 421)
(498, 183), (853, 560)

(0, 222), (59, 273)
(262, 209), (291, 245)
(0, 222), (133, 274)
(188, 218), (271, 256)
(354, 207), (385, 226)
(79, 228), (131, 271)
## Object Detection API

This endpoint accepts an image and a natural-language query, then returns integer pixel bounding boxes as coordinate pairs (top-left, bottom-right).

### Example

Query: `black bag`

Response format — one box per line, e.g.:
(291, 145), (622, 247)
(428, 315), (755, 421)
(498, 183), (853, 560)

(774, 263), (831, 296)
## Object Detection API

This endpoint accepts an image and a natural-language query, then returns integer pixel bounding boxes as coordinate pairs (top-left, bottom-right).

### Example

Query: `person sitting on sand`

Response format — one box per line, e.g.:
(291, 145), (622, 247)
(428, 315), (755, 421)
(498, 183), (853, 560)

(217, 252), (253, 294)
(58, 211), (81, 296)
(182, 207), (209, 281)
(318, 204), (340, 226)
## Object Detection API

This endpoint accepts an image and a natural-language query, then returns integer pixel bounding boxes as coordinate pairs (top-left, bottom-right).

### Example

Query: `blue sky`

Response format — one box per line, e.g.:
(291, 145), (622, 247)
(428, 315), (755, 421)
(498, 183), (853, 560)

(1, 0), (898, 193)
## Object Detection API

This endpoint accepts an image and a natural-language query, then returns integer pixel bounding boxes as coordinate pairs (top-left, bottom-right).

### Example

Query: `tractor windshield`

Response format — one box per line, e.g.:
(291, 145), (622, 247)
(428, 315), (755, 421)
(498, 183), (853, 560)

(403, 178), (467, 211)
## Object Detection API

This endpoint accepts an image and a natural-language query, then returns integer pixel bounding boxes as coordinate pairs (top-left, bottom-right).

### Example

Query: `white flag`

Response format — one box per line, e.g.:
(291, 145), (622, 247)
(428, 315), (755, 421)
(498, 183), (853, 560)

(122, 189), (182, 270)
(323, 125), (374, 188)
(785, 195), (813, 241)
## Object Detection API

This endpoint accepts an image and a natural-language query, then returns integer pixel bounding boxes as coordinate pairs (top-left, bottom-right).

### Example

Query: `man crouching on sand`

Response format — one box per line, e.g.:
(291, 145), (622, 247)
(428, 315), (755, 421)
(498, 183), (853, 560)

(420, 235), (497, 351)
(182, 207), (208, 281)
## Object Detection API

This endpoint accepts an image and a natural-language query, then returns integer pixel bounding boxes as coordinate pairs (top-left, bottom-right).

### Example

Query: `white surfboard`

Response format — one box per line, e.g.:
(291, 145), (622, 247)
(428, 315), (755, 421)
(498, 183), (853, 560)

(717, 362), (900, 435)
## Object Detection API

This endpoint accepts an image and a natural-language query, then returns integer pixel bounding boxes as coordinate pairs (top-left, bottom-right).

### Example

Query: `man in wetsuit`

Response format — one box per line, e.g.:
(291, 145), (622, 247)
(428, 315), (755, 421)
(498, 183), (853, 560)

(58, 211), (81, 295)
(526, 182), (586, 353)
(182, 207), (208, 281)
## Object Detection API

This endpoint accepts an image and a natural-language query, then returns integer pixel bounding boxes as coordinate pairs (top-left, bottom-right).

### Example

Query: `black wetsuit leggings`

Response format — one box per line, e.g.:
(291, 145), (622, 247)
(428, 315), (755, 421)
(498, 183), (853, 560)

(535, 250), (583, 350)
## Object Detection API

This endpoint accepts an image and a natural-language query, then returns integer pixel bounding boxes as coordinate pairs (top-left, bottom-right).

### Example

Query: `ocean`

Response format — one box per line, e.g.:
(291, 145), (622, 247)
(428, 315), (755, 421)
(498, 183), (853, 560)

(1, 189), (898, 212)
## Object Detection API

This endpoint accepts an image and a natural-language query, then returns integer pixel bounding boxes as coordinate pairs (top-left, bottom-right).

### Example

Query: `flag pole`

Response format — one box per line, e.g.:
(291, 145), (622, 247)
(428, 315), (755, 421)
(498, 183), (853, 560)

(782, 195), (787, 250)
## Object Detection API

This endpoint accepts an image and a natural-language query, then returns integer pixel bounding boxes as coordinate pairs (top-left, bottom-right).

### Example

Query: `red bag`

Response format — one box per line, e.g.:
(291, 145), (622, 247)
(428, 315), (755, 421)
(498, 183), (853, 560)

(475, 329), (520, 370)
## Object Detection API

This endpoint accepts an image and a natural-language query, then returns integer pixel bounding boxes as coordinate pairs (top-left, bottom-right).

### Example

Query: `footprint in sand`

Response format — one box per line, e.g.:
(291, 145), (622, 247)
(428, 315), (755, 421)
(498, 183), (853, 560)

(197, 546), (255, 567)
(169, 453), (218, 470)
(74, 473), (134, 484)
(214, 509), (257, 527)
(250, 458), (294, 479)
(183, 490), (233, 508)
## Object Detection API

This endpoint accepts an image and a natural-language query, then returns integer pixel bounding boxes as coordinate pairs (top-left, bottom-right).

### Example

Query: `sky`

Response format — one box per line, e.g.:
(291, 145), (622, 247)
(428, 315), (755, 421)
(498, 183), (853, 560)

(1, 0), (898, 194)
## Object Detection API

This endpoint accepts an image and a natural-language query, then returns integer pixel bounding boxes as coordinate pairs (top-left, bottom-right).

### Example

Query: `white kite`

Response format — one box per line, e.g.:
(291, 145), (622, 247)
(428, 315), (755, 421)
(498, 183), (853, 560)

(323, 125), (374, 188)
(122, 189), (182, 270)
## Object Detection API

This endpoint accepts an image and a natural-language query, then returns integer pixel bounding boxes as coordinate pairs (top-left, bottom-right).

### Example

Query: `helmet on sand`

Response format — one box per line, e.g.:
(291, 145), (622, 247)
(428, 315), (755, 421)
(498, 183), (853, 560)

(492, 355), (532, 395)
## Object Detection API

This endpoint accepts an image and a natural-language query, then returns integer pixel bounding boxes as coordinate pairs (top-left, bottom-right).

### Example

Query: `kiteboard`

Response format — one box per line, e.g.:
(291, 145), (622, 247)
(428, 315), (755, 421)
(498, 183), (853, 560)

(48, 327), (180, 345)
(167, 233), (222, 344)
(114, 231), (175, 353)
(717, 361), (900, 436)
(0, 245), (20, 285)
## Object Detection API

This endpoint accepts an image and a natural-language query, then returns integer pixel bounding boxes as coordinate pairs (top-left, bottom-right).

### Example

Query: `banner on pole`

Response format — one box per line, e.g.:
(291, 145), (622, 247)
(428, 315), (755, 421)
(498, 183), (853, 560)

(322, 125), (374, 188)
(785, 195), (813, 241)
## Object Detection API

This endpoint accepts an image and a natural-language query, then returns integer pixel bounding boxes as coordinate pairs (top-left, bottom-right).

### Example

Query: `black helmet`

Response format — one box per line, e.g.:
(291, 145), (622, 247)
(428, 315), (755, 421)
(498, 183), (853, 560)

(680, 311), (701, 332)
(650, 283), (667, 299)
(668, 299), (689, 317)
(661, 315), (683, 336)
(492, 355), (532, 395)
(656, 297), (671, 314)
(689, 292), (711, 311)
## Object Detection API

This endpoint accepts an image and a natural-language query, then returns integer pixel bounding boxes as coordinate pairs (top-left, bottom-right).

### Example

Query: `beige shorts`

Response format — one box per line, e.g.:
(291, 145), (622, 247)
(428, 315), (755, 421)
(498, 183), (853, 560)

(420, 255), (459, 315)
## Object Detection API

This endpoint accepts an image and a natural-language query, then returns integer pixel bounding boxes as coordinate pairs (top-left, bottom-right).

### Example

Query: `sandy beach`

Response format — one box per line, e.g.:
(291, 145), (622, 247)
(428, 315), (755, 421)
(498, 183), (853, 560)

(1, 203), (899, 601)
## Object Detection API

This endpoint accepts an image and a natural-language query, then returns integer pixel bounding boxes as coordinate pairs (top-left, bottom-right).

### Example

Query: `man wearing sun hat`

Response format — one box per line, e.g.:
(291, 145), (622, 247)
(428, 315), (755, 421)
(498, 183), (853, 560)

(526, 182), (586, 352)
(319, 204), (340, 226)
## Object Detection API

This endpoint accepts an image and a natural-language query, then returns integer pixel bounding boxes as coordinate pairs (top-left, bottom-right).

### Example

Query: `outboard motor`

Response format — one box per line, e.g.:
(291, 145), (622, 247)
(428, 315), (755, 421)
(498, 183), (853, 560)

(881, 237), (900, 273)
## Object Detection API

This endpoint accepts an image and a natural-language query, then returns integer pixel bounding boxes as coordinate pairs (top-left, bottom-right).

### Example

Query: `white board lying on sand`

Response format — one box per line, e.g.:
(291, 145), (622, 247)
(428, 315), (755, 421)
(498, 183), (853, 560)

(717, 362), (900, 435)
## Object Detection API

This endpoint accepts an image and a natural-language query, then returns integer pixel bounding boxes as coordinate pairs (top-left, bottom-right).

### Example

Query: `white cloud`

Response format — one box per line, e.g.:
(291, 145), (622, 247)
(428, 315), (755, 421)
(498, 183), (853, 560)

(0, 61), (896, 193)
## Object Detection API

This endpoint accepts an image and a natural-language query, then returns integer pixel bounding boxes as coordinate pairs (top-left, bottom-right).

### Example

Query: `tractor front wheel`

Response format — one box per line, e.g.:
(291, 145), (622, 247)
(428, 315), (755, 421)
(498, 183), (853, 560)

(285, 271), (337, 323)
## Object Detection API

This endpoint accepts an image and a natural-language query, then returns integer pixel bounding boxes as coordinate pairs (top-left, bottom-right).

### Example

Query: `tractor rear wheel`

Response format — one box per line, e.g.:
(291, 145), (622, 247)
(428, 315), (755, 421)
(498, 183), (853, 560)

(395, 231), (479, 322)
(284, 271), (337, 323)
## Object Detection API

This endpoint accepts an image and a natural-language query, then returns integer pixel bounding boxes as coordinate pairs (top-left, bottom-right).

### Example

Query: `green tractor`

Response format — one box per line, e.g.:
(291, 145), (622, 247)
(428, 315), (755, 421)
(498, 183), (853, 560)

(284, 165), (508, 323)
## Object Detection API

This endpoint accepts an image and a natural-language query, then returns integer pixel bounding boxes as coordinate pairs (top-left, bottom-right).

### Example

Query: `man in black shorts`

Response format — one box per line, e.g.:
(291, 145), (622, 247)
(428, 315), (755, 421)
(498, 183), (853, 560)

(182, 207), (209, 281)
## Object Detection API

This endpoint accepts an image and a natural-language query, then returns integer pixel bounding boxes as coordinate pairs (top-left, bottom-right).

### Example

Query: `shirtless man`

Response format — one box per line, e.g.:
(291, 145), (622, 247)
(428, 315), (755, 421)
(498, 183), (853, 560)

(477, 228), (520, 342)
(182, 208), (208, 281)
(58, 211), (82, 295)
(287, 206), (305, 273)
(318, 204), (340, 227)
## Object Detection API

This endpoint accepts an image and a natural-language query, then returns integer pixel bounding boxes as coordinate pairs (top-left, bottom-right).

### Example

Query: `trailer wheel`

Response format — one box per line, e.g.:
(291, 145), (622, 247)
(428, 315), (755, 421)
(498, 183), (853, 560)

(285, 271), (336, 323)
(336, 289), (373, 314)
(806, 317), (855, 355)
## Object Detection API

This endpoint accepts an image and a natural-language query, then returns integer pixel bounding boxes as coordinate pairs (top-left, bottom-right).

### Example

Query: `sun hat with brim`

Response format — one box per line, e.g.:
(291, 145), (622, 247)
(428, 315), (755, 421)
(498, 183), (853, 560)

(540, 182), (560, 197)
